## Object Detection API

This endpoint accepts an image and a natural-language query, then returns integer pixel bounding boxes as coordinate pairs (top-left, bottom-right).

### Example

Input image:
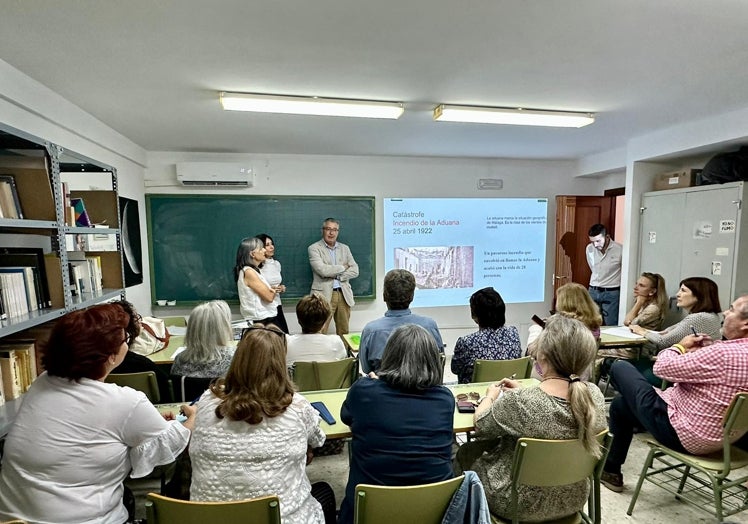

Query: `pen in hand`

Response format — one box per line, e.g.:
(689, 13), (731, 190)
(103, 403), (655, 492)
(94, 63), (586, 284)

(498, 373), (517, 399)
(690, 325), (698, 337)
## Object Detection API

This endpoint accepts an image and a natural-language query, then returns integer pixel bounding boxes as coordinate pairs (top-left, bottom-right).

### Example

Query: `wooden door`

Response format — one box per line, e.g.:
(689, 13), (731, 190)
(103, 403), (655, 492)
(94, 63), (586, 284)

(554, 196), (617, 297)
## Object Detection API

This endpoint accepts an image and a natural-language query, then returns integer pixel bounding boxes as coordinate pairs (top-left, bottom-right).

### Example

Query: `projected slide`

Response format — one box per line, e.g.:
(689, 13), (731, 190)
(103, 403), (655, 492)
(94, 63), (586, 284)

(383, 198), (548, 307)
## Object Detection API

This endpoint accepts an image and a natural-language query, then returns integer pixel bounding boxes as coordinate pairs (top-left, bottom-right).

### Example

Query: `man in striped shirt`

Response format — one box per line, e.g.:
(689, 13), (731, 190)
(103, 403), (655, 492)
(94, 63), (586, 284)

(601, 294), (748, 492)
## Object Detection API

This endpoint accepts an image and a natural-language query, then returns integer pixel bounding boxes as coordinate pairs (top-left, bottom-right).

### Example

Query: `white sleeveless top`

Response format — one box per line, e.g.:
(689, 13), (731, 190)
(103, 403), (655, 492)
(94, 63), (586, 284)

(238, 266), (277, 321)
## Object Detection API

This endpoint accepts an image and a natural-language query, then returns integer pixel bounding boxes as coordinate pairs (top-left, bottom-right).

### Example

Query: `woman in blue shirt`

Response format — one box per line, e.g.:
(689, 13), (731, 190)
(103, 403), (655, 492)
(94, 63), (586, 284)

(338, 324), (455, 524)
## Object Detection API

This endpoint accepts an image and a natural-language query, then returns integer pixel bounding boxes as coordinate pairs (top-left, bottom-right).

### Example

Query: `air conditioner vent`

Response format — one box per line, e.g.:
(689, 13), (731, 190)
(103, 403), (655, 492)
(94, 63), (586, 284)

(176, 162), (254, 188)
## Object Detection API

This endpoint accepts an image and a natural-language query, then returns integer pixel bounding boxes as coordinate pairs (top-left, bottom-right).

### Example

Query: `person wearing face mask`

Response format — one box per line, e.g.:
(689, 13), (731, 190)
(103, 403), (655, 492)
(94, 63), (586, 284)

(235, 236), (280, 326)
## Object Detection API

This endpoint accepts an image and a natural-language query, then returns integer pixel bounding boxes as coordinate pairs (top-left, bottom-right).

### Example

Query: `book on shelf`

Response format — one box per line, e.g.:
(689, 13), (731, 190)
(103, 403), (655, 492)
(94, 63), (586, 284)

(70, 197), (92, 227)
(0, 247), (52, 309)
(0, 341), (37, 394)
(0, 174), (24, 219)
(61, 181), (74, 226)
(0, 350), (22, 400)
(0, 369), (4, 405)
(0, 271), (28, 319)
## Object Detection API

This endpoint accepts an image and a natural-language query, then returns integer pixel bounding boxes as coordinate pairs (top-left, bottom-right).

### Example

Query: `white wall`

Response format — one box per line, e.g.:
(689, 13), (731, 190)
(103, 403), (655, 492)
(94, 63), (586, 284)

(146, 152), (600, 350)
(0, 59), (152, 309)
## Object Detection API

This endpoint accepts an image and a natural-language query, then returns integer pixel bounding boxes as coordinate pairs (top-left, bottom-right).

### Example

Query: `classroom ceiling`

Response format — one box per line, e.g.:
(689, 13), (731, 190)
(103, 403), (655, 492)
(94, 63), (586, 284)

(1, 1), (747, 161)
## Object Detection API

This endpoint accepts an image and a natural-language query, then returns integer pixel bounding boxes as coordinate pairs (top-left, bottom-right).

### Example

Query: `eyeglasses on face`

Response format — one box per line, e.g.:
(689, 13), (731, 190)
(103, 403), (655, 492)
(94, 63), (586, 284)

(322, 227), (340, 232)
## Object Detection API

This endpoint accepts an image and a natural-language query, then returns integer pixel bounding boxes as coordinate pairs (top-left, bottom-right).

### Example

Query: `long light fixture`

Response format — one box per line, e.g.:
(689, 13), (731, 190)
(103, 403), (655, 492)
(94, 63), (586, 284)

(220, 92), (404, 119)
(433, 104), (595, 128)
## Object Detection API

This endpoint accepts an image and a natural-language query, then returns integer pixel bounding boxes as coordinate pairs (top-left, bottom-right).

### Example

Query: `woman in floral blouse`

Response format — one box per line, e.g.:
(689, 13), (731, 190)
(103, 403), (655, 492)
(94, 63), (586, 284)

(451, 287), (521, 383)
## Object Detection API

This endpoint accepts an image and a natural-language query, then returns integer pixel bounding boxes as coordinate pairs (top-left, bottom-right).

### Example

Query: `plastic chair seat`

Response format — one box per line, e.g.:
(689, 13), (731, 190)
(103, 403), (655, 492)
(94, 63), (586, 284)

(472, 357), (532, 382)
(353, 475), (464, 524)
(146, 492), (280, 523)
(292, 358), (358, 391)
(627, 392), (748, 521)
(105, 371), (161, 403)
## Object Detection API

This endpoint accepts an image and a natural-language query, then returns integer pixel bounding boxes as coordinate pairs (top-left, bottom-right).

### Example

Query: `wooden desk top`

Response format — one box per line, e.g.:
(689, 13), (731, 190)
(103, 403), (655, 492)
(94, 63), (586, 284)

(599, 328), (647, 348)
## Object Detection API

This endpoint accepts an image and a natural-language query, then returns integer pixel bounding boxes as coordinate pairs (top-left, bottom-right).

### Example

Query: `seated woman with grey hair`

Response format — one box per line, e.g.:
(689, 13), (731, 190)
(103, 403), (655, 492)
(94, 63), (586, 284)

(171, 300), (235, 378)
(337, 324), (454, 524)
(456, 314), (607, 522)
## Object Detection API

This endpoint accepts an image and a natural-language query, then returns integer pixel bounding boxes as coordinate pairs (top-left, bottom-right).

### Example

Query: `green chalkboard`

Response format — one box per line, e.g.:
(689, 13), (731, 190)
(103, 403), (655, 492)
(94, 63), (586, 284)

(146, 195), (375, 305)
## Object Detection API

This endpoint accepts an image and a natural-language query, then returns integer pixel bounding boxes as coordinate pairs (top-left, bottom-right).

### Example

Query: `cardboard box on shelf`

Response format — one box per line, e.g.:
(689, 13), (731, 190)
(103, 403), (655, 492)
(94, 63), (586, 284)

(653, 168), (702, 191)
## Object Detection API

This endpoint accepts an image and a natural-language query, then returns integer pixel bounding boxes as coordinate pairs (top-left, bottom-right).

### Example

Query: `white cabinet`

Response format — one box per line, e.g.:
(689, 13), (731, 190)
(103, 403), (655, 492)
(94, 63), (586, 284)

(639, 181), (747, 310)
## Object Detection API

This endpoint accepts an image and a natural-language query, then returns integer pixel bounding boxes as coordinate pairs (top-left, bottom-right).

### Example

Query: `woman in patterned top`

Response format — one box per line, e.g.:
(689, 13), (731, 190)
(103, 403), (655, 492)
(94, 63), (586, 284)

(623, 272), (667, 329)
(455, 315), (607, 521)
(171, 300), (235, 378)
(189, 325), (335, 524)
(451, 287), (521, 383)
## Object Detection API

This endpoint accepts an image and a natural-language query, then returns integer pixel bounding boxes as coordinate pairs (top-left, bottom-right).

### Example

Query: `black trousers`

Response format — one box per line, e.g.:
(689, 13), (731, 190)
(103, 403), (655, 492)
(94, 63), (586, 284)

(605, 360), (686, 474)
(311, 481), (337, 524)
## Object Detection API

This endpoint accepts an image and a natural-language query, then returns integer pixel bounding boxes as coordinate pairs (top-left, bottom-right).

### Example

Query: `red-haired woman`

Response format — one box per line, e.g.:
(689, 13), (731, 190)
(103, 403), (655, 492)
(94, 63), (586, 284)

(0, 302), (195, 524)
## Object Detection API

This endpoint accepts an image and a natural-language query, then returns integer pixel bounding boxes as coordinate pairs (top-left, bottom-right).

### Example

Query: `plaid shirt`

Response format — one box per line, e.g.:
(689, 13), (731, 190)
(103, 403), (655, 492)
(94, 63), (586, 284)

(654, 338), (748, 454)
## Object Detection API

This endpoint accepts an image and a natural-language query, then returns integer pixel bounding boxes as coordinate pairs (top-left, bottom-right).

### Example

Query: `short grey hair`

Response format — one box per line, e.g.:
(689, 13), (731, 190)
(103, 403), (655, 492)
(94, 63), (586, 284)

(376, 324), (442, 391)
(181, 300), (233, 366)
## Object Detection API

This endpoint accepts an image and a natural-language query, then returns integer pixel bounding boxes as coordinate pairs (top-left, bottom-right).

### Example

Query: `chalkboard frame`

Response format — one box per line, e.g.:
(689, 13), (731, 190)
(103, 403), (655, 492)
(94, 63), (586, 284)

(146, 194), (375, 307)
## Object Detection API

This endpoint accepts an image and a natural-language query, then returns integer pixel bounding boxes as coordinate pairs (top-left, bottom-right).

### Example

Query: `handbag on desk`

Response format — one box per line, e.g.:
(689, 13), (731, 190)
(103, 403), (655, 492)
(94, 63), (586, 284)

(130, 316), (171, 356)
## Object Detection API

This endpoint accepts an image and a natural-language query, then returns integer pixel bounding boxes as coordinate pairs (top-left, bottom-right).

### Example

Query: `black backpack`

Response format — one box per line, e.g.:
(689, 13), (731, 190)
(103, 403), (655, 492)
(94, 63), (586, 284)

(698, 146), (748, 185)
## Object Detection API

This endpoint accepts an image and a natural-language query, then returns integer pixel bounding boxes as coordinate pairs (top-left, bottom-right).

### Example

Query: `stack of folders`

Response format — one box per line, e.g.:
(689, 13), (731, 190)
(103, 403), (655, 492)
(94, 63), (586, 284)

(0, 174), (23, 219)
(0, 341), (37, 401)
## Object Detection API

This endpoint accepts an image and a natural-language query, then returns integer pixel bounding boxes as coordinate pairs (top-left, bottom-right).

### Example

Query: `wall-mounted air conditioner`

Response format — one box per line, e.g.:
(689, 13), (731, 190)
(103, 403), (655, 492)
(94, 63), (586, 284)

(176, 162), (254, 187)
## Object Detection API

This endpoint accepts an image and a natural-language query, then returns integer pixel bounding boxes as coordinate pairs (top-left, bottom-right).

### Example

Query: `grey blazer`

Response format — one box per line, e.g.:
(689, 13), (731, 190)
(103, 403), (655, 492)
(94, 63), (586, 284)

(308, 239), (359, 307)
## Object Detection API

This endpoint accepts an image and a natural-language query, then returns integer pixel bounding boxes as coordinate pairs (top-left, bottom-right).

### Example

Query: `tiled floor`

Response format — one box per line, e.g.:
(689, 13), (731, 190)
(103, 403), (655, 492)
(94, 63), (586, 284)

(131, 357), (748, 522)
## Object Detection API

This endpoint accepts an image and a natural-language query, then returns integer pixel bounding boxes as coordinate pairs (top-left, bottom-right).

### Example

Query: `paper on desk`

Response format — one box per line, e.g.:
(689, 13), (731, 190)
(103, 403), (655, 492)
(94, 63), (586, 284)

(601, 326), (644, 339)
(171, 346), (187, 358)
(167, 326), (187, 336)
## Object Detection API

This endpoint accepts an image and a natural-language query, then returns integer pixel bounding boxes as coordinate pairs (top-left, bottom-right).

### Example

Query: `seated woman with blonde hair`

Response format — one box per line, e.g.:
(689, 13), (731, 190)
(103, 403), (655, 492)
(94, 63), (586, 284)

(623, 272), (667, 329)
(171, 300), (235, 378)
(456, 315), (607, 522)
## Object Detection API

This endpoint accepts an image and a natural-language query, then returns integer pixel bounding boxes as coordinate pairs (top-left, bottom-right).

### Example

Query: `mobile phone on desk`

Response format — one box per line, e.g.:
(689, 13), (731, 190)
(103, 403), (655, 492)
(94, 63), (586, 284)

(531, 315), (546, 328)
(311, 401), (336, 425)
(456, 401), (476, 414)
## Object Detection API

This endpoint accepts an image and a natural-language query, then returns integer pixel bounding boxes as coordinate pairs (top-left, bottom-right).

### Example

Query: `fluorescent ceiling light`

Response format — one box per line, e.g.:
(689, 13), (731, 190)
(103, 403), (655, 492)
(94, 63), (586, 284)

(220, 92), (404, 119)
(433, 104), (595, 128)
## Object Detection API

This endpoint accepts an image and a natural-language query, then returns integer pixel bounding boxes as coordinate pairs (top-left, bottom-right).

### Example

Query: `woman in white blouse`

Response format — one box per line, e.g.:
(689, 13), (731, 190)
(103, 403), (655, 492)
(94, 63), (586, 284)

(234, 236), (281, 326)
(0, 302), (195, 524)
(256, 233), (288, 333)
(189, 324), (335, 524)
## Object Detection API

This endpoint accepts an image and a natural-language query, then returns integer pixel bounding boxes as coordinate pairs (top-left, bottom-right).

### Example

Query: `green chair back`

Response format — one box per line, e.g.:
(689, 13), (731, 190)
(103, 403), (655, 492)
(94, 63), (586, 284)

(106, 371), (160, 403)
(354, 475), (464, 524)
(161, 316), (187, 327)
(627, 392), (748, 521)
(498, 430), (611, 524)
(472, 357), (532, 382)
(292, 358), (357, 391)
(146, 493), (280, 524)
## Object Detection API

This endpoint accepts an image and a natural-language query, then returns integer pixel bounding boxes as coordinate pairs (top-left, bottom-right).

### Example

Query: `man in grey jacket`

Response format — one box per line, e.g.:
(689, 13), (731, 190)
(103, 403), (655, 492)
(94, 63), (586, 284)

(308, 217), (359, 335)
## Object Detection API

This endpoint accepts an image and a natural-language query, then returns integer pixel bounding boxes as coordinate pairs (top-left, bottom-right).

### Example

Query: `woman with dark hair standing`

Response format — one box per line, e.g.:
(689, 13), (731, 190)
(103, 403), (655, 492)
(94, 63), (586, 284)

(189, 325), (335, 524)
(234, 236), (280, 326)
(337, 324), (454, 524)
(451, 287), (521, 383)
(0, 303), (194, 524)
(256, 233), (289, 333)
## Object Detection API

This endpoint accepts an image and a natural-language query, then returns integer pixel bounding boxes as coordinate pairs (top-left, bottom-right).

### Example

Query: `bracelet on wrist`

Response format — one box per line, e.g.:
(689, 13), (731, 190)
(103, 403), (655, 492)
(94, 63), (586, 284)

(673, 343), (687, 354)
